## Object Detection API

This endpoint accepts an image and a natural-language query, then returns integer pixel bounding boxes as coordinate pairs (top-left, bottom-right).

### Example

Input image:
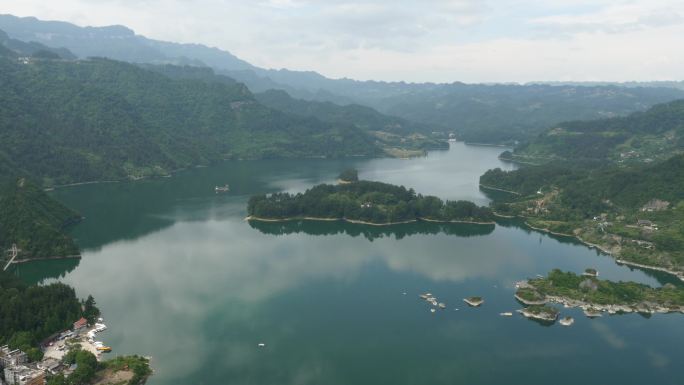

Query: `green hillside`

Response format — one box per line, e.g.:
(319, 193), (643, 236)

(481, 154), (684, 276)
(255, 89), (448, 153)
(0, 178), (80, 261)
(0, 55), (381, 186)
(511, 100), (684, 164)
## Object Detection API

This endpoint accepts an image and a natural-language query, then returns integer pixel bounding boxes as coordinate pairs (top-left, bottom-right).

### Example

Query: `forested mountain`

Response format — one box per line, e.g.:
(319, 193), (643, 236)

(255, 89), (448, 151)
(0, 28), (75, 59)
(0, 178), (80, 260)
(364, 84), (684, 144)
(510, 99), (684, 164)
(255, 89), (430, 136)
(3, 14), (684, 146)
(0, 14), (252, 69)
(0, 55), (385, 185)
(141, 66), (447, 152)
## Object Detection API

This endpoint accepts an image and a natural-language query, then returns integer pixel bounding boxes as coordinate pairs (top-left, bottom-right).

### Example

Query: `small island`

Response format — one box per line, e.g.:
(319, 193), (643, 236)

(518, 305), (559, 323)
(463, 296), (484, 307)
(247, 177), (494, 226)
(515, 269), (684, 317)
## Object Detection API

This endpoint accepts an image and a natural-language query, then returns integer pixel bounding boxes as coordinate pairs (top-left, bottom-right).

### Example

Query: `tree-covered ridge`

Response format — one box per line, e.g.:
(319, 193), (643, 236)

(145, 67), (447, 155)
(371, 84), (684, 145)
(0, 56), (382, 186)
(480, 155), (684, 275)
(0, 178), (80, 260)
(0, 28), (76, 60)
(255, 89), (448, 152)
(511, 99), (684, 164)
(247, 180), (494, 224)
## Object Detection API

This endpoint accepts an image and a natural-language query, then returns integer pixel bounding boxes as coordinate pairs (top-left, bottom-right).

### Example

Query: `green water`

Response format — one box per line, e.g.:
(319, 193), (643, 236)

(16, 142), (684, 385)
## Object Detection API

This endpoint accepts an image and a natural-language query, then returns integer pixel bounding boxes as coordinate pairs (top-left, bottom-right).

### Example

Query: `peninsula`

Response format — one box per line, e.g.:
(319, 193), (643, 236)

(247, 177), (494, 226)
(515, 269), (684, 317)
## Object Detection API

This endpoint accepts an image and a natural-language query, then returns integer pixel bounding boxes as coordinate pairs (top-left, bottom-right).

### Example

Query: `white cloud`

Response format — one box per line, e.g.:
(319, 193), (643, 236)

(1, 0), (683, 82)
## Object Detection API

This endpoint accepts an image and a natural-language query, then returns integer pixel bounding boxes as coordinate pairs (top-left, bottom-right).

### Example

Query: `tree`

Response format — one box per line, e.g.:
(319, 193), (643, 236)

(83, 295), (100, 325)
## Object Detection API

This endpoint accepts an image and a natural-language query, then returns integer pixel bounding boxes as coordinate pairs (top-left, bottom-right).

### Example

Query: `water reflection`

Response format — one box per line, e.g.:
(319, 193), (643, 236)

(23, 144), (684, 385)
(248, 219), (495, 241)
(12, 258), (80, 285)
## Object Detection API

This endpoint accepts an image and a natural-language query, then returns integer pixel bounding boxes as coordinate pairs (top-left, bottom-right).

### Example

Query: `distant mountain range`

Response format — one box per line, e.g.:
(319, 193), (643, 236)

(2, 14), (684, 145)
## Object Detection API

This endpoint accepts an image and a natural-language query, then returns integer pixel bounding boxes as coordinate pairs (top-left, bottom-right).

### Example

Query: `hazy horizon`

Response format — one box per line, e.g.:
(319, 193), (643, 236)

(2, 1), (684, 84)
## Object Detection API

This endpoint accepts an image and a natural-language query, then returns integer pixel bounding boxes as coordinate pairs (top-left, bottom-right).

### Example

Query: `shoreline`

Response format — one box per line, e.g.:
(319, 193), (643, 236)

(11, 254), (82, 264)
(245, 216), (495, 226)
(479, 184), (521, 195)
(514, 293), (546, 306)
(544, 294), (684, 315)
(517, 281), (684, 316)
(522, 220), (684, 282)
(47, 180), (121, 190)
(517, 308), (558, 322)
(615, 259), (684, 282)
(464, 142), (510, 148)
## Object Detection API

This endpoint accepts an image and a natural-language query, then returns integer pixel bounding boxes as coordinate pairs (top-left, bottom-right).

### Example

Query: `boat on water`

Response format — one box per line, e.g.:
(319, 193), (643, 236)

(96, 346), (112, 352)
(215, 184), (230, 193)
(500, 312), (513, 317)
(438, 303), (446, 309)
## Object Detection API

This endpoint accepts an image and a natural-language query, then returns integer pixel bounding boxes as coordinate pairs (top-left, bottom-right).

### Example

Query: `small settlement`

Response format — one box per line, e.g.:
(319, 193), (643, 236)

(0, 318), (109, 385)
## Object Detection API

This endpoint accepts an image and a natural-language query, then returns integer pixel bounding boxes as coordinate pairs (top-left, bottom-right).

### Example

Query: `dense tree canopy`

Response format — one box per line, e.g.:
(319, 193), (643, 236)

(0, 178), (80, 259)
(0, 271), (93, 356)
(0, 55), (382, 186)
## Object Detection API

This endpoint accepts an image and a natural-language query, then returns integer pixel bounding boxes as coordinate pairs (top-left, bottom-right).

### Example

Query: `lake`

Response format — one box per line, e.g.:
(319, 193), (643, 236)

(16, 142), (684, 385)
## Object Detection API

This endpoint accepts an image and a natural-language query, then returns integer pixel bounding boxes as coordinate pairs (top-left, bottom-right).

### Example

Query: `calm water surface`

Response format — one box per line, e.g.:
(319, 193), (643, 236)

(16, 142), (684, 385)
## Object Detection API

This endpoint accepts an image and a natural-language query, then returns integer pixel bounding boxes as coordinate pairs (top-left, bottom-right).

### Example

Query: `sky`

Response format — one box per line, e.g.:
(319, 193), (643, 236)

(2, 0), (684, 83)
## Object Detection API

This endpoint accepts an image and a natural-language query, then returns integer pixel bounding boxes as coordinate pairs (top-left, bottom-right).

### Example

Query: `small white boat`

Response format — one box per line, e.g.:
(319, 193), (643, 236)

(500, 312), (513, 317)
(438, 303), (446, 309)
(258, 343), (266, 347)
(215, 184), (230, 193)
(430, 309), (436, 313)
